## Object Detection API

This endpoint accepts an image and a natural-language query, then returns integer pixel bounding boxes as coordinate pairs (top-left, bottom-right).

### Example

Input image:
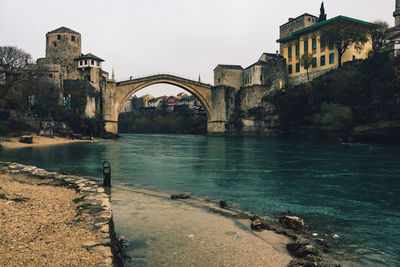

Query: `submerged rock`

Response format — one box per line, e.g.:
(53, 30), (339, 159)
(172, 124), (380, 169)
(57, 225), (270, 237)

(170, 193), (190, 199)
(279, 215), (304, 231)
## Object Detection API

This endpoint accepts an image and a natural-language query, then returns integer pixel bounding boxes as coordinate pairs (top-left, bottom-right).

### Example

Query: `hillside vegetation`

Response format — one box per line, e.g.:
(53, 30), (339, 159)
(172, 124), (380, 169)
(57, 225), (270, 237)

(266, 52), (400, 143)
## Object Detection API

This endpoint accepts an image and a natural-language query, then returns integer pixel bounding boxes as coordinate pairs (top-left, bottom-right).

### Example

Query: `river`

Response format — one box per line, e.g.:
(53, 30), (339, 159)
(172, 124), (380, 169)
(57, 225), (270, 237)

(1, 134), (399, 266)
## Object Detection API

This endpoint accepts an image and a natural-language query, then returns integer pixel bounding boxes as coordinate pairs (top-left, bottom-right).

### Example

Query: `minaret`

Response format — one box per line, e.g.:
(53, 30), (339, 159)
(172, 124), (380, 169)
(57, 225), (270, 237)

(394, 0), (400, 27)
(111, 68), (115, 81)
(319, 2), (327, 22)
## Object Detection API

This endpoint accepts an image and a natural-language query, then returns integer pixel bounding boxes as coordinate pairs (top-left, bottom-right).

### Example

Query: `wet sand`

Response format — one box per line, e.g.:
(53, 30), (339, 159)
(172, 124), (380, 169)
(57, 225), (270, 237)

(0, 134), (96, 149)
(111, 186), (293, 267)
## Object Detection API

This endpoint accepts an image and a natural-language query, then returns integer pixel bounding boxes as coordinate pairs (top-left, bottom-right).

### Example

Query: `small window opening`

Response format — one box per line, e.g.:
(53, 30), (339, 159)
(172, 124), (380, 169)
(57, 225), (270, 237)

(57, 35), (61, 40)
(53, 42), (57, 47)
(71, 36), (75, 42)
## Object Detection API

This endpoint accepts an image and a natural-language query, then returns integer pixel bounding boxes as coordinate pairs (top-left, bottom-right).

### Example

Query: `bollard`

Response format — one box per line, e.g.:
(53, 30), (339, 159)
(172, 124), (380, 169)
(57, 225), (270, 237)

(103, 161), (111, 187)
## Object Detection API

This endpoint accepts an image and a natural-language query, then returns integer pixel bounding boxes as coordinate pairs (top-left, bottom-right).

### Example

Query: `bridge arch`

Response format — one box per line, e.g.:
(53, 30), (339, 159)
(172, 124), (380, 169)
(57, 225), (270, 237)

(116, 77), (212, 119)
(103, 74), (215, 134)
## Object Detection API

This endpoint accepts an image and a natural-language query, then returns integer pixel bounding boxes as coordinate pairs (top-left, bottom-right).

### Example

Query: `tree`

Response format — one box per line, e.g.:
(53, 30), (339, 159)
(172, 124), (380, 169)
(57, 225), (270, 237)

(300, 52), (313, 82)
(0, 46), (32, 98)
(369, 21), (390, 54)
(320, 20), (369, 68)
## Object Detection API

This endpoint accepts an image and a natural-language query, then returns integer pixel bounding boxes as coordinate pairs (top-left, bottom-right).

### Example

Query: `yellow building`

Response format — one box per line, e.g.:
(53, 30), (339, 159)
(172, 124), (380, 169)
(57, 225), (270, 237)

(277, 13), (372, 84)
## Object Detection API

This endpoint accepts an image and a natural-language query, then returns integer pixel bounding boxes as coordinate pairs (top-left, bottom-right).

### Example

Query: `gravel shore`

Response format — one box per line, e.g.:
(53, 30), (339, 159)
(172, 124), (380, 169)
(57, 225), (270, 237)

(0, 170), (106, 266)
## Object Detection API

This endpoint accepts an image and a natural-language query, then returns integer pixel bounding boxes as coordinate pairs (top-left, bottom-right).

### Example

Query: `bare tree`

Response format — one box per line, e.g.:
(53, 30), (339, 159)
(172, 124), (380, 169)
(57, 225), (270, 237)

(320, 20), (370, 68)
(0, 46), (32, 99)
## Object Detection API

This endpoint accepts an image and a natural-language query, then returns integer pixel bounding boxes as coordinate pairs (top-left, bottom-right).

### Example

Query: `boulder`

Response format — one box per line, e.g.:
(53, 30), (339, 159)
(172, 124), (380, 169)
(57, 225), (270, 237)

(287, 239), (320, 258)
(170, 193), (190, 199)
(19, 136), (33, 144)
(279, 215), (304, 231)
(219, 200), (227, 208)
(250, 218), (271, 230)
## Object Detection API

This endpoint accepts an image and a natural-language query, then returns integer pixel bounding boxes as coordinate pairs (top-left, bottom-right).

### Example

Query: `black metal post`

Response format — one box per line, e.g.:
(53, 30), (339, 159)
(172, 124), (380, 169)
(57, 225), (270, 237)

(103, 161), (111, 187)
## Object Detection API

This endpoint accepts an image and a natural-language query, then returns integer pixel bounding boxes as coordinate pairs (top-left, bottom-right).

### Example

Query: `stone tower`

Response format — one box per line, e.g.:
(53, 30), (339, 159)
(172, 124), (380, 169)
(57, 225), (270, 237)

(45, 27), (81, 79)
(395, 0), (400, 26)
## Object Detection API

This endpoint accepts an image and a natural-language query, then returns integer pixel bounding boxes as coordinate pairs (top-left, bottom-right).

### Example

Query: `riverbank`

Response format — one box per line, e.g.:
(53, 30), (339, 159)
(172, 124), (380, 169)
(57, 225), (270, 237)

(112, 186), (295, 266)
(0, 162), (119, 266)
(0, 134), (98, 149)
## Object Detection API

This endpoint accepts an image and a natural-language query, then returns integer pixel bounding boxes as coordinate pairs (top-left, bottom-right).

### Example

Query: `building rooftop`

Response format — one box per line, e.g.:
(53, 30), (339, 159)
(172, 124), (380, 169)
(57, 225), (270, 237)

(47, 27), (80, 35)
(75, 53), (104, 62)
(214, 64), (243, 71)
(280, 13), (319, 27)
(277, 15), (372, 43)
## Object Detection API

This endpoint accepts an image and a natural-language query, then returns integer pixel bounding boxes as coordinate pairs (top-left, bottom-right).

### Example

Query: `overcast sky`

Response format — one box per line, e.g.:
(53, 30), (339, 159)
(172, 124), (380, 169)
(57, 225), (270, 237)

(1, 0), (396, 97)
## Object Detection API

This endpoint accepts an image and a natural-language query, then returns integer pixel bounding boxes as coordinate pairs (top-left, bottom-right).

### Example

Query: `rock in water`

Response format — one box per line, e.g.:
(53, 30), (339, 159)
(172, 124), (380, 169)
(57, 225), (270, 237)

(287, 239), (320, 258)
(219, 200), (227, 208)
(279, 215), (304, 231)
(250, 218), (271, 230)
(170, 193), (190, 199)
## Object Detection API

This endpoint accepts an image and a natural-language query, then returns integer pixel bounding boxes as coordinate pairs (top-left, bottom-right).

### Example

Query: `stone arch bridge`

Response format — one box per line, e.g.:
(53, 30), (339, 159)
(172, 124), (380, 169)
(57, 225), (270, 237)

(102, 74), (229, 135)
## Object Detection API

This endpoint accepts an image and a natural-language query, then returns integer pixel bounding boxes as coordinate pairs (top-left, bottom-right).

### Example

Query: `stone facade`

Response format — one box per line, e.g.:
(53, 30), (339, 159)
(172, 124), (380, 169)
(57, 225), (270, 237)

(214, 53), (288, 91)
(36, 27), (113, 118)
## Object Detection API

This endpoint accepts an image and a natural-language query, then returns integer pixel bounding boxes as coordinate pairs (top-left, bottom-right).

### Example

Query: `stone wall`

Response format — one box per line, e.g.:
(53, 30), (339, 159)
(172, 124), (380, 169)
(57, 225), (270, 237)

(213, 65), (243, 90)
(46, 31), (81, 80)
(288, 68), (332, 87)
(207, 85), (236, 135)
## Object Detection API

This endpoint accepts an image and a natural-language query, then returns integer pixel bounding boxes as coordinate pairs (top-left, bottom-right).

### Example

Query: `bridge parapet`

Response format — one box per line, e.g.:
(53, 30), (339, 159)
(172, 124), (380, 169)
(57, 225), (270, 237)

(117, 74), (212, 88)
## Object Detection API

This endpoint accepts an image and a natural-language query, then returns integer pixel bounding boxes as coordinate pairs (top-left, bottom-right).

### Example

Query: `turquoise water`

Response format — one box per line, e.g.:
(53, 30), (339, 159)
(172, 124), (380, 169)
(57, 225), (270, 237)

(1, 134), (399, 266)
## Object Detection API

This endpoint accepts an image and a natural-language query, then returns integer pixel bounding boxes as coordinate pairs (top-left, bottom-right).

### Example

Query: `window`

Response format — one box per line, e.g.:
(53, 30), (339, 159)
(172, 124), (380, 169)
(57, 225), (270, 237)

(296, 63), (300, 73)
(320, 38), (326, 48)
(288, 65), (292, 74)
(312, 38), (317, 50)
(57, 35), (61, 40)
(320, 55), (326, 66)
(91, 60), (94, 65)
(48, 74), (53, 78)
(312, 57), (317, 68)
(260, 75), (263, 82)
(71, 36), (75, 42)
(96, 61), (99, 66)
(304, 40), (309, 52)
(353, 55), (356, 61)
(80, 60), (83, 66)
(84, 60), (87, 65)
(295, 44), (300, 56)
(329, 53), (335, 64)
(288, 46), (292, 58)
(53, 42), (57, 47)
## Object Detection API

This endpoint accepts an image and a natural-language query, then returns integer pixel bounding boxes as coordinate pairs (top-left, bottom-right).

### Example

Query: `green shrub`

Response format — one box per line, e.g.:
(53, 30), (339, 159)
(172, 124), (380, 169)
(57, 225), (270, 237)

(0, 109), (10, 121)
(313, 102), (352, 131)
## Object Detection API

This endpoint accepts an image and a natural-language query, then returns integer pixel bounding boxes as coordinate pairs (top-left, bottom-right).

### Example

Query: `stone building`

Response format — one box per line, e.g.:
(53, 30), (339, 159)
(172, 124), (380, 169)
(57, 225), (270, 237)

(36, 26), (113, 117)
(384, 0), (400, 56)
(276, 3), (372, 85)
(214, 53), (287, 91)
